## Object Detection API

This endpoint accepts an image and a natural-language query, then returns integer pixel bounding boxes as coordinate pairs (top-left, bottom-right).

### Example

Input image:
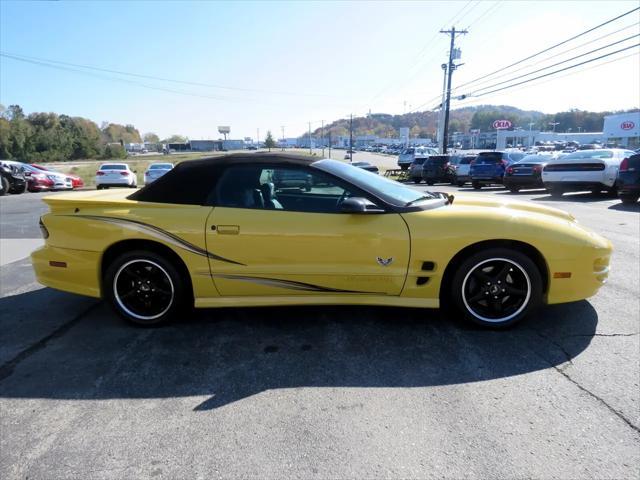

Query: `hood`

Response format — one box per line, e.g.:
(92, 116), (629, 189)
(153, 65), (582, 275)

(450, 194), (575, 222)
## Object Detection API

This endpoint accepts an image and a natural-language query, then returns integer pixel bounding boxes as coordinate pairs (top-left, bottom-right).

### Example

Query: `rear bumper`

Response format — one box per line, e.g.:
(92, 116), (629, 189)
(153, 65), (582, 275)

(542, 171), (612, 188)
(31, 245), (102, 298)
(471, 176), (503, 184)
(543, 181), (608, 191)
(503, 176), (544, 188)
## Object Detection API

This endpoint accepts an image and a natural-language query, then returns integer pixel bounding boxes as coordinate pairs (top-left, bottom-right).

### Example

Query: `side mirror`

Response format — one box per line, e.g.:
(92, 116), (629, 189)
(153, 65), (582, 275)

(340, 197), (385, 214)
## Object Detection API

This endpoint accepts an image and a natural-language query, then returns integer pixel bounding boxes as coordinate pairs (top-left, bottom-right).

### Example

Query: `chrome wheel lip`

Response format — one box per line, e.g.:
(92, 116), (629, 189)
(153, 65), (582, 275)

(113, 259), (174, 321)
(461, 257), (531, 324)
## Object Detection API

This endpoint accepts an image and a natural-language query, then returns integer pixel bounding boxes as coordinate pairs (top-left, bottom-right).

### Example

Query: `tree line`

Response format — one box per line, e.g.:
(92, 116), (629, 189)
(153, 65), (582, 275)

(310, 106), (638, 140)
(0, 104), (185, 162)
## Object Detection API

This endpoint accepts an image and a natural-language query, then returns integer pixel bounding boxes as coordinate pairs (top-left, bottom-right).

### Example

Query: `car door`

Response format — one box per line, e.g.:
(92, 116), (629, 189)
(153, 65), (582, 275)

(205, 163), (410, 297)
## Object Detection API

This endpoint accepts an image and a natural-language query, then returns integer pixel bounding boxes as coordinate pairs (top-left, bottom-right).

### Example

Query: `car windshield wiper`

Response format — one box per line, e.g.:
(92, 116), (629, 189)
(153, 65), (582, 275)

(405, 194), (436, 206)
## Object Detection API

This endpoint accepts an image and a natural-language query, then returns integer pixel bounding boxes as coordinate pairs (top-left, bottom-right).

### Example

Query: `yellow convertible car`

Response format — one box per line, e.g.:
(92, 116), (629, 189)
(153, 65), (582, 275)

(32, 154), (611, 328)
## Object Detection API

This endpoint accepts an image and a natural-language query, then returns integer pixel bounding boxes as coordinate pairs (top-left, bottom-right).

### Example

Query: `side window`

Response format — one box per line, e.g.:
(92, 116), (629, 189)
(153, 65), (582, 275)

(215, 165), (361, 214)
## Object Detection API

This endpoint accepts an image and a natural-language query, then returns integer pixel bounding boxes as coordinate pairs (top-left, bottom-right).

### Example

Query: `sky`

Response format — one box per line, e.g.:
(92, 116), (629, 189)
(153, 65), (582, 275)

(1, 0), (639, 140)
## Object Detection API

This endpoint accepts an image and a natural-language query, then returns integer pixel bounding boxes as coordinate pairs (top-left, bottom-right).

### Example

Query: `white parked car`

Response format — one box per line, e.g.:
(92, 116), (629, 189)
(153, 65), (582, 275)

(144, 162), (173, 184)
(95, 163), (137, 189)
(542, 148), (636, 197)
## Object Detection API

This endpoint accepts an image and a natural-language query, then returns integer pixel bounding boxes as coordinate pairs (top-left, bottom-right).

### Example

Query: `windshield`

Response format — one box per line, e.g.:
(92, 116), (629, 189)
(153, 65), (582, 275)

(563, 150), (614, 160)
(100, 164), (128, 170)
(313, 159), (439, 207)
(402, 148), (414, 155)
(150, 163), (173, 170)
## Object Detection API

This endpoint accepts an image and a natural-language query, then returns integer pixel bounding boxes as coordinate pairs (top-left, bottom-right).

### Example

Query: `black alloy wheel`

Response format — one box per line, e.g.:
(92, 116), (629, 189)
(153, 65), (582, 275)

(451, 248), (542, 328)
(105, 250), (187, 326)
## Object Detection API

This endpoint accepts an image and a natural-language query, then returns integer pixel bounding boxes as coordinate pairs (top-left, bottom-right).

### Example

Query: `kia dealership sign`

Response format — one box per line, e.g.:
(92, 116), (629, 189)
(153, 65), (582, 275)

(492, 119), (512, 129)
(603, 112), (640, 138)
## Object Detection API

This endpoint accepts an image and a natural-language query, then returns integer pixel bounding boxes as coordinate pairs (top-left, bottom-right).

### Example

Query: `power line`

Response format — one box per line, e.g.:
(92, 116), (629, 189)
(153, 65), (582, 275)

(455, 6), (640, 91)
(468, 34), (639, 95)
(452, 50), (640, 109)
(464, 0), (502, 30)
(0, 50), (344, 99)
(466, 42), (640, 99)
(453, 20), (640, 93)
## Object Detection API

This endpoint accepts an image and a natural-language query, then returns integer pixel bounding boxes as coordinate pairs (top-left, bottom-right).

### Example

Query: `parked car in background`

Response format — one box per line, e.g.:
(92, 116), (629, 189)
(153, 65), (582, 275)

(448, 154), (475, 186)
(23, 164), (72, 192)
(95, 163), (137, 190)
(31, 164), (84, 189)
(503, 155), (551, 192)
(0, 160), (27, 196)
(470, 151), (526, 189)
(351, 161), (379, 174)
(542, 149), (635, 197)
(397, 147), (437, 170)
(616, 153), (640, 204)
(272, 168), (312, 191)
(144, 163), (174, 185)
(408, 156), (428, 183)
(422, 155), (452, 185)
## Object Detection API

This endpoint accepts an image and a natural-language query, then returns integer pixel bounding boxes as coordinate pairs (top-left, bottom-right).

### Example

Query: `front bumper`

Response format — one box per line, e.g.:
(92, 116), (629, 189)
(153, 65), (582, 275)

(546, 243), (612, 304)
(31, 245), (102, 298)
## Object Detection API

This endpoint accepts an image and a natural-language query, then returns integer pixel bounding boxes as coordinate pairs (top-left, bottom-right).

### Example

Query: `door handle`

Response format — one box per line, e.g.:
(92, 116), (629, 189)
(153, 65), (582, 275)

(216, 225), (240, 235)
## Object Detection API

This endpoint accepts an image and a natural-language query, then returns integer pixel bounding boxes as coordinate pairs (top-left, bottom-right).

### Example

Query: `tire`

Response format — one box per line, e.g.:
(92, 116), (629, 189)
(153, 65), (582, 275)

(619, 194), (639, 205)
(549, 187), (563, 197)
(450, 248), (543, 328)
(0, 177), (9, 196)
(97, 185), (104, 190)
(472, 181), (481, 190)
(104, 250), (188, 326)
(10, 183), (26, 194)
(591, 188), (601, 195)
(457, 181), (465, 187)
(508, 186), (520, 193)
(426, 180), (434, 186)
(413, 178), (421, 184)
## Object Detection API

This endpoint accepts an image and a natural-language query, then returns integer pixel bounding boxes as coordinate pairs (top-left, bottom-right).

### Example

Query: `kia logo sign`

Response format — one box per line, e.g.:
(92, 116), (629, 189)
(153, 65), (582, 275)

(621, 121), (635, 130)
(492, 120), (512, 129)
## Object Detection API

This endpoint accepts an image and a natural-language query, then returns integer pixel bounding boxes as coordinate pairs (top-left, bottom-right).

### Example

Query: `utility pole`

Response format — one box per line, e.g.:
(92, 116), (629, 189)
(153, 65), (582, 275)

(349, 114), (353, 163)
(281, 126), (285, 151)
(308, 122), (312, 154)
(437, 63), (448, 153)
(257, 128), (260, 147)
(328, 132), (332, 159)
(440, 26), (467, 155)
(528, 122), (535, 148)
(321, 120), (325, 157)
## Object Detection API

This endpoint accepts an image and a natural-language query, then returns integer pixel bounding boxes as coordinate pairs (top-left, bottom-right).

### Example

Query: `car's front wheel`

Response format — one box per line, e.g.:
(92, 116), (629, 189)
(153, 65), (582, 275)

(104, 250), (187, 326)
(619, 193), (639, 204)
(451, 248), (542, 328)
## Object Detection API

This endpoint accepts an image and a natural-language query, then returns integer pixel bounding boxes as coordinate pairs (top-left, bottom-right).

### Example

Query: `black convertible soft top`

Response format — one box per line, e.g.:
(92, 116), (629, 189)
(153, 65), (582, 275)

(129, 153), (318, 205)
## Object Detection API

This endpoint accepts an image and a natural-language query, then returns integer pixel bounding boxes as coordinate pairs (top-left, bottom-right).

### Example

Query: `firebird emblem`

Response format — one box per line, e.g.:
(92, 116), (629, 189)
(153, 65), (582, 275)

(377, 257), (393, 266)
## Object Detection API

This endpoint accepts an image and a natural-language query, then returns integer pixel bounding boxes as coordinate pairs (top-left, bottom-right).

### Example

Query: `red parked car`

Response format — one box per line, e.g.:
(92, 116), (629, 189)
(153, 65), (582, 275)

(31, 164), (84, 189)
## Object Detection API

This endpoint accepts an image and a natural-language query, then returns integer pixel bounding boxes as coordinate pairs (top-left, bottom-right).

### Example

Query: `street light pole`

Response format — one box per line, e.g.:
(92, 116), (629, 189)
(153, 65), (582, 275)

(321, 120), (325, 158)
(528, 122), (535, 148)
(349, 114), (353, 163)
(309, 121), (312, 155)
(549, 122), (559, 133)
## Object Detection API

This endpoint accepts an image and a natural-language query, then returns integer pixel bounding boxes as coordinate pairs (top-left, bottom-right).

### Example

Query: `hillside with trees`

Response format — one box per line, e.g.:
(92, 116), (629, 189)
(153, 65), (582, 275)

(308, 106), (638, 140)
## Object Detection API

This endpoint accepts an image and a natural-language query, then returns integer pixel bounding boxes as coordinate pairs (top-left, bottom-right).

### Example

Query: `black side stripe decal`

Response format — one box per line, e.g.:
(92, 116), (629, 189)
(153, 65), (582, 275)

(65, 215), (245, 265)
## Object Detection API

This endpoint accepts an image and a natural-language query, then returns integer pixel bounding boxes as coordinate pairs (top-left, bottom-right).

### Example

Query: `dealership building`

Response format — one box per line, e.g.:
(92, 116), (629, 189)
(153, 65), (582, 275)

(487, 111), (640, 150)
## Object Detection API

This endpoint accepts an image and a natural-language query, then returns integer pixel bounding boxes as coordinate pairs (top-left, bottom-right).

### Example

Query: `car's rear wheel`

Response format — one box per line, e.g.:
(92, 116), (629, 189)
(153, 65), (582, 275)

(104, 250), (187, 326)
(413, 178), (421, 184)
(426, 180), (434, 186)
(0, 177), (9, 196)
(619, 194), (639, 204)
(549, 186), (563, 197)
(472, 181), (481, 190)
(451, 248), (542, 328)
(508, 186), (520, 193)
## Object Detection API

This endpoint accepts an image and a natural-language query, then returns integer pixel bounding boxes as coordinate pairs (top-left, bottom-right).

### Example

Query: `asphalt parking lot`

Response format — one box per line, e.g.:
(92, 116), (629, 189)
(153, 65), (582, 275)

(1, 177), (639, 479)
